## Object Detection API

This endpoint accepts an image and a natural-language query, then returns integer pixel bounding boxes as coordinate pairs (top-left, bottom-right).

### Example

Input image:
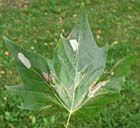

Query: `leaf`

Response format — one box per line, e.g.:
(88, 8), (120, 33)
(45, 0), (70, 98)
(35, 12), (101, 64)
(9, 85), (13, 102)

(3, 5), (134, 126)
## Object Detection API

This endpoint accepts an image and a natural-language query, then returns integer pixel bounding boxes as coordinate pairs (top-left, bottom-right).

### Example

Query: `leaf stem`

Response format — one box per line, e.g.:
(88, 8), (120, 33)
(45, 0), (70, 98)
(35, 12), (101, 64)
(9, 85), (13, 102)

(65, 111), (72, 128)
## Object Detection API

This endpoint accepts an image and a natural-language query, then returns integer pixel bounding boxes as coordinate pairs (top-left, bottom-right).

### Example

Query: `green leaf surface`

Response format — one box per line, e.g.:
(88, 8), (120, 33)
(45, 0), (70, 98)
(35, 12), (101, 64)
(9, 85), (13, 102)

(5, 85), (61, 111)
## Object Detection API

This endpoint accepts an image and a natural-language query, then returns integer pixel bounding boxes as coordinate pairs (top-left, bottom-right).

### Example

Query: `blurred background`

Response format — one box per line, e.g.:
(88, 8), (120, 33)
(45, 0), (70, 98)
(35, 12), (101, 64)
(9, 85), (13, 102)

(0, 0), (140, 127)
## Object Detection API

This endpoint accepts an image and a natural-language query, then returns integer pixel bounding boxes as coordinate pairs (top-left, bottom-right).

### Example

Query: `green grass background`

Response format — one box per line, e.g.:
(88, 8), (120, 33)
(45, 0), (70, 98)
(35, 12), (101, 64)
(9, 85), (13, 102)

(0, 0), (140, 128)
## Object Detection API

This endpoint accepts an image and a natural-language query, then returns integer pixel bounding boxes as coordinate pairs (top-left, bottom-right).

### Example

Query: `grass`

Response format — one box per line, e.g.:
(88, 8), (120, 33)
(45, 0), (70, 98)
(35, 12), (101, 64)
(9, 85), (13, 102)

(0, 0), (140, 127)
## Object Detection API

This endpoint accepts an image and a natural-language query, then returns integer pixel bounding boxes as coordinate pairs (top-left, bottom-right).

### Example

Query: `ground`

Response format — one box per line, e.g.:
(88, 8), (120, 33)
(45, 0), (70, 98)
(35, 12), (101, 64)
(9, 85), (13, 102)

(0, 0), (140, 128)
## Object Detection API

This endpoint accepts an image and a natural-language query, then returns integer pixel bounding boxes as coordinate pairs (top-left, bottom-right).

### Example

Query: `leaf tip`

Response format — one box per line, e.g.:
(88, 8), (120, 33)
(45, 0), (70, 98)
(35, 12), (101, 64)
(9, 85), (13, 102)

(80, 2), (85, 9)
(3, 35), (7, 39)
(80, 2), (86, 16)
(5, 86), (10, 90)
(3, 36), (9, 43)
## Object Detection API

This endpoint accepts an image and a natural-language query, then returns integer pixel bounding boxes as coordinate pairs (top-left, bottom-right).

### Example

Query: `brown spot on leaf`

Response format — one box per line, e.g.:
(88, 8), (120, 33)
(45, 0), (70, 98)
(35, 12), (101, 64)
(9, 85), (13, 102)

(41, 71), (55, 85)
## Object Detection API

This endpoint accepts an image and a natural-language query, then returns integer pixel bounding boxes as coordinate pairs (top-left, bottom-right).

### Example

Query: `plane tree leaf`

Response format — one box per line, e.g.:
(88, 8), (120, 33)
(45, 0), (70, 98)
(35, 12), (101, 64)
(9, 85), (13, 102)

(3, 5), (134, 128)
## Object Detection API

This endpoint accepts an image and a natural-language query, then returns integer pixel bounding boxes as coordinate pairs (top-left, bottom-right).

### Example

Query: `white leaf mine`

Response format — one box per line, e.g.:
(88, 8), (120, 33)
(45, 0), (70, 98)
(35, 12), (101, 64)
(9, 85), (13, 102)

(18, 52), (31, 69)
(41, 71), (56, 85)
(41, 72), (49, 82)
(88, 80), (109, 98)
(69, 39), (79, 52)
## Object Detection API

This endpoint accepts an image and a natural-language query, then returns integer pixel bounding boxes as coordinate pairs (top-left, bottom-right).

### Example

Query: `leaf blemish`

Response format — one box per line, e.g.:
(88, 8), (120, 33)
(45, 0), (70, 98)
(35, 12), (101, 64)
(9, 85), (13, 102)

(69, 39), (79, 52)
(88, 80), (108, 98)
(18, 52), (31, 69)
(41, 71), (55, 85)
